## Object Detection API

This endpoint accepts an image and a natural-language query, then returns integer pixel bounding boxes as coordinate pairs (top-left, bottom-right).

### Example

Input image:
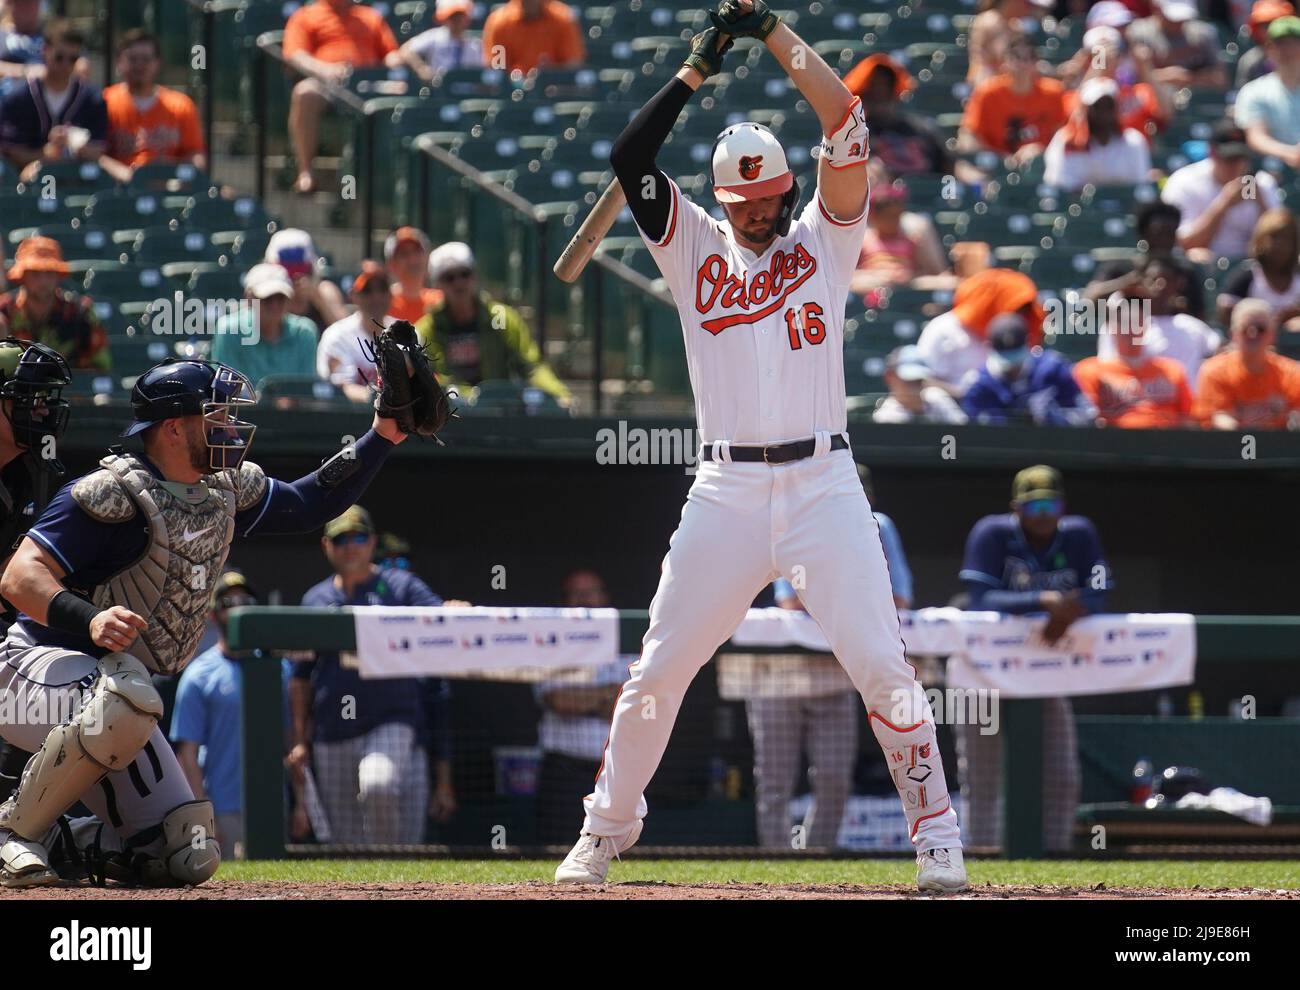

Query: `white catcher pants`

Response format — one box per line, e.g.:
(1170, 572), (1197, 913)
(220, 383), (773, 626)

(583, 442), (962, 852)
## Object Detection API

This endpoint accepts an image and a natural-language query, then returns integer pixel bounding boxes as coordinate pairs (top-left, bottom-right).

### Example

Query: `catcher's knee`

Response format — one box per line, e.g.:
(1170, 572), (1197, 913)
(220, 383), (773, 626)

(137, 800), (221, 887)
(5, 653), (161, 841)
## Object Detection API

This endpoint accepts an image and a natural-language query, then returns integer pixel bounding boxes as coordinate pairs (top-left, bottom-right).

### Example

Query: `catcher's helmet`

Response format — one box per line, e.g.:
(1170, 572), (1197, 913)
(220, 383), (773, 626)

(122, 360), (257, 470)
(0, 338), (71, 451)
(710, 122), (801, 235)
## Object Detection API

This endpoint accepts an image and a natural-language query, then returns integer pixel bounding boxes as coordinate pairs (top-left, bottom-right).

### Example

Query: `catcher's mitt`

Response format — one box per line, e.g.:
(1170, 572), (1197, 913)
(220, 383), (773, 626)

(366, 320), (457, 442)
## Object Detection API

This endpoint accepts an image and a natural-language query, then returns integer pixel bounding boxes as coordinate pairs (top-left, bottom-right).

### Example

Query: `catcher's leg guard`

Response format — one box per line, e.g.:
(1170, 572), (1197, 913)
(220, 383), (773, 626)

(133, 800), (221, 887)
(5, 652), (162, 843)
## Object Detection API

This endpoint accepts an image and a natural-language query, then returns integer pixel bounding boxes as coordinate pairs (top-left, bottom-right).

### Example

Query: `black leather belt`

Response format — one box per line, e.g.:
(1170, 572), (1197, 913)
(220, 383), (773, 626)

(700, 434), (849, 464)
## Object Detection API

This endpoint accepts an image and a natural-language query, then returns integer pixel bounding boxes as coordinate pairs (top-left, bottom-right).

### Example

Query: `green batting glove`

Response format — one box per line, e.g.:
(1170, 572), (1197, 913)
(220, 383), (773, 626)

(709, 0), (781, 41)
(683, 26), (735, 78)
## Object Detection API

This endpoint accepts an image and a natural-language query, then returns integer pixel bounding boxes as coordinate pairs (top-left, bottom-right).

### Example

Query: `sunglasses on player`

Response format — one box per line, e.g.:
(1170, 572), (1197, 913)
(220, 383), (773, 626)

(330, 532), (371, 547)
(439, 268), (474, 284)
(1019, 497), (1063, 518)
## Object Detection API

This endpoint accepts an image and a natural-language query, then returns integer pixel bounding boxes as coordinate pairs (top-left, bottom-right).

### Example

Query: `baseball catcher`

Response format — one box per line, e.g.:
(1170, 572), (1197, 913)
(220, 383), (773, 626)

(0, 339), (72, 805)
(553, 0), (967, 892)
(0, 351), (429, 888)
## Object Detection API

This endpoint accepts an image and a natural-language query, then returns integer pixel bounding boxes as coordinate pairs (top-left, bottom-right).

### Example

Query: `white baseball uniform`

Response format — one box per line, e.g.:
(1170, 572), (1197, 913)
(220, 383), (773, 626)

(582, 178), (963, 852)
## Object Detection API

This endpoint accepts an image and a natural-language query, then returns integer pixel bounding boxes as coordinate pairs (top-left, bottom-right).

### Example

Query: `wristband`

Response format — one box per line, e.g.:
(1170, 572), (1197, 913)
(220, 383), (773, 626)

(47, 590), (102, 638)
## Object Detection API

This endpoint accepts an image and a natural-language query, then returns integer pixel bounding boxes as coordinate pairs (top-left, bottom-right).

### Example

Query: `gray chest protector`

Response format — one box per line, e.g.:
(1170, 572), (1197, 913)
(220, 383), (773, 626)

(71, 452), (266, 676)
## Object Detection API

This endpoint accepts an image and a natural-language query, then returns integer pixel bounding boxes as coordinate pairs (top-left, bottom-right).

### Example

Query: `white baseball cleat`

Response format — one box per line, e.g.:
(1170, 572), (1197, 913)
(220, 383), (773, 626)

(0, 836), (60, 889)
(554, 820), (643, 884)
(916, 847), (968, 893)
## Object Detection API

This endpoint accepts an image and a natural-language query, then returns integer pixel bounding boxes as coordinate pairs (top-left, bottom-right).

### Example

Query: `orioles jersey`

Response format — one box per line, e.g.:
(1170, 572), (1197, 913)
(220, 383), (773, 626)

(638, 178), (870, 444)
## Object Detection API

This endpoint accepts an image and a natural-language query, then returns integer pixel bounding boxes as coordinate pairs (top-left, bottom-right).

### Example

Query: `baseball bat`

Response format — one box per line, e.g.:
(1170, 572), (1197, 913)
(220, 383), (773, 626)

(551, 29), (733, 284)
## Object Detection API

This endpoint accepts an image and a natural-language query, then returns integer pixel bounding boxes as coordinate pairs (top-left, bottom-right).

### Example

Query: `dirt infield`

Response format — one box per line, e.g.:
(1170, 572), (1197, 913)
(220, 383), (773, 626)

(2, 880), (1297, 900)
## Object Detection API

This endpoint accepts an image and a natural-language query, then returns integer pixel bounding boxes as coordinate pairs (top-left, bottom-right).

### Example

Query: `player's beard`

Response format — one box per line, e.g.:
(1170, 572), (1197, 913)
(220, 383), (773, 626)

(736, 220), (776, 249)
(187, 425), (216, 475)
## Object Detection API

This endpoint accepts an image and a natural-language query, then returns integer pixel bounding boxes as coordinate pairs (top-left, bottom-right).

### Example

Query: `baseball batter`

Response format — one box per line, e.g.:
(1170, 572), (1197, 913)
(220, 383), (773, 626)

(556, 1), (966, 892)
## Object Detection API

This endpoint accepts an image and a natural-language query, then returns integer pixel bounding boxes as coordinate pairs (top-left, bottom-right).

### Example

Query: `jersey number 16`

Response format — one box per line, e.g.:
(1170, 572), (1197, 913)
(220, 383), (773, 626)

(784, 302), (826, 351)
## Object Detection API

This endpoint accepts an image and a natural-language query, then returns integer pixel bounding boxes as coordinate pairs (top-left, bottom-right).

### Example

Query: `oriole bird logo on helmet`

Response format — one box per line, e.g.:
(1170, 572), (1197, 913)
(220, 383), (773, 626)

(738, 155), (764, 180)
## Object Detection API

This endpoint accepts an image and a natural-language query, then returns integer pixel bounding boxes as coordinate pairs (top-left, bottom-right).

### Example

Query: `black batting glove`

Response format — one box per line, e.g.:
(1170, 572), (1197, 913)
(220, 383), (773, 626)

(683, 26), (734, 78)
(709, 0), (781, 41)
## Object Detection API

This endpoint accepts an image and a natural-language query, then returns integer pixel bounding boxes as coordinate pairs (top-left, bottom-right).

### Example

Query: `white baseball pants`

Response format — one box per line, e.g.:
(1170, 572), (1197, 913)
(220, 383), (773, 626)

(583, 443), (962, 852)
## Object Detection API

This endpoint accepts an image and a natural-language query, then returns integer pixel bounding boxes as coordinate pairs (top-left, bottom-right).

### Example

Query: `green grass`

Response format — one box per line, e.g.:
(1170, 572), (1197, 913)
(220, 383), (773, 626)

(216, 858), (1300, 889)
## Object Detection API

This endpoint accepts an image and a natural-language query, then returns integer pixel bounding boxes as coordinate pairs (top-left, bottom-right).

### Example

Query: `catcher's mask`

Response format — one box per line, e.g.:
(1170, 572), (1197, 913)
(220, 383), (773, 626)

(122, 360), (258, 471)
(0, 338), (71, 452)
(710, 121), (801, 237)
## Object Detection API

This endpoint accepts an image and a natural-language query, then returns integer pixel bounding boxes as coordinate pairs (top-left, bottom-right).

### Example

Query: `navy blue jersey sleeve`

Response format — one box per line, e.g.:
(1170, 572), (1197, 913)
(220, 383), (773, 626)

(238, 429), (396, 537)
(24, 482), (137, 577)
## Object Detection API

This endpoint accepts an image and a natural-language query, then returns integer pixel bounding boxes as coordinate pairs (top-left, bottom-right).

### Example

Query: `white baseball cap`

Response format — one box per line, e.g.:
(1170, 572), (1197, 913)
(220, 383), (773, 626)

(711, 122), (794, 203)
(1079, 76), (1120, 106)
(428, 241), (476, 282)
(243, 262), (294, 300)
(1086, 0), (1134, 28)
(1156, 0), (1199, 21)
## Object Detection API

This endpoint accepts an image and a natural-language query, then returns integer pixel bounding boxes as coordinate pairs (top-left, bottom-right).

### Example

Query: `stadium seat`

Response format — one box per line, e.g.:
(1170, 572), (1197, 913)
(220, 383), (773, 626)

(131, 227), (223, 266)
(9, 224), (121, 261)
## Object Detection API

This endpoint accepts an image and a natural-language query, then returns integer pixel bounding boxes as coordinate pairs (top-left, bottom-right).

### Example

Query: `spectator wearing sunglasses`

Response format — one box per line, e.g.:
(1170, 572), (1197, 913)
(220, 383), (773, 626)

(1196, 298), (1300, 429)
(317, 260), (396, 403)
(956, 465), (1112, 853)
(415, 242), (570, 405)
(0, 20), (106, 183)
(288, 506), (457, 845)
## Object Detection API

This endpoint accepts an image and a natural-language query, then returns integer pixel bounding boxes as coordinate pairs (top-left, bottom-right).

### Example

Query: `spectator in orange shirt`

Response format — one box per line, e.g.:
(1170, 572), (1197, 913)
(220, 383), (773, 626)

(1074, 313), (1193, 428)
(385, 227), (443, 324)
(958, 35), (1068, 164)
(284, 0), (402, 194)
(100, 30), (205, 182)
(1196, 299), (1300, 429)
(481, 0), (585, 76)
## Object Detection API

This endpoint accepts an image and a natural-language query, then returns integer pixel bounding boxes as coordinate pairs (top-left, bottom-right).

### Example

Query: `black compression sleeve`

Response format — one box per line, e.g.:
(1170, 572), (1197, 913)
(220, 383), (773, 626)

(47, 590), (102, 637)
(610, 77), (696, 243)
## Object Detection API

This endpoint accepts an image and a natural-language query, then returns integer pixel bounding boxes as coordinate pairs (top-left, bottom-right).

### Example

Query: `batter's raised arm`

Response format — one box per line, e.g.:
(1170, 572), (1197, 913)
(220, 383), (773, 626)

(711, 1), (868, 221)
(609, 28), (734, 242)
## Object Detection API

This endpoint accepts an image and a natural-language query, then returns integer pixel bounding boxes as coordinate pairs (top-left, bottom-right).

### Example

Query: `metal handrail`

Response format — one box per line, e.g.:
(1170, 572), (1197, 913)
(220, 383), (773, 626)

(414, 133), (675, 415)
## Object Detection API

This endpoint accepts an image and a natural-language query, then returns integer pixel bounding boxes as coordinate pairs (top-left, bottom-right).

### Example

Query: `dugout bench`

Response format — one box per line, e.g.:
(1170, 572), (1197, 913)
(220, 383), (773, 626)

(225, 610), (1300, 860)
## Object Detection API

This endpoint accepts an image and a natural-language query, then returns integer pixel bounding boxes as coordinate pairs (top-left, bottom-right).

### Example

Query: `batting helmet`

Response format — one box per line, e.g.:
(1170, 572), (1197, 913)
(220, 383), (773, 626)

(710, 122), (802, 235)
(0, 338), (71, 452)
(122, 360), (258, 470)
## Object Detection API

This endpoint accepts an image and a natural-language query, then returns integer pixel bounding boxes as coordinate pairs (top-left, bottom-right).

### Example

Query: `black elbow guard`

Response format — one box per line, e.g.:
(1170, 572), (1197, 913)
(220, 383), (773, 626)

(315, 441), (363, 489)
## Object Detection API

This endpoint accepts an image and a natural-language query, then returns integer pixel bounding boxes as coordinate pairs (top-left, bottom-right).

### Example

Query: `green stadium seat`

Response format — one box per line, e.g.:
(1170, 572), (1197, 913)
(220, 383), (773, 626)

(27, 160), (118, 192)
(127, 162), (210, 194)
(10, 224), (122, 261)
(131, 227), (223, 265)
(1, 193), (78, 231)
(82, 191), (174, 233)
(183, 193), (273, 233)
(82, 265), (168, 305)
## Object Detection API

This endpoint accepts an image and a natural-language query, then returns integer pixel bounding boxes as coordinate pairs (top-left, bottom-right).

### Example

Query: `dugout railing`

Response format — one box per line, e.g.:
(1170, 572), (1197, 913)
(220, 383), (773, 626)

(224, 608), (1300, 860)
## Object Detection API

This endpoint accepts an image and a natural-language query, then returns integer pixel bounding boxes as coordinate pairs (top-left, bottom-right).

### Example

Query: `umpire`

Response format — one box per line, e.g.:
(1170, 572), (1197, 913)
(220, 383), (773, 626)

(956, 465), (1112, 853)
(0, 339), (71, 803)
